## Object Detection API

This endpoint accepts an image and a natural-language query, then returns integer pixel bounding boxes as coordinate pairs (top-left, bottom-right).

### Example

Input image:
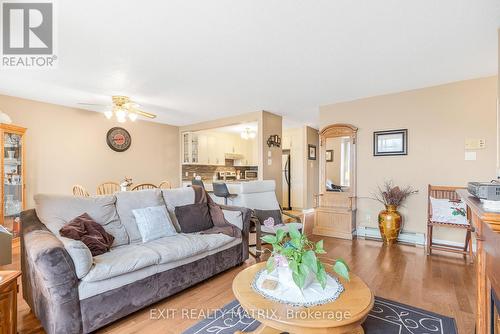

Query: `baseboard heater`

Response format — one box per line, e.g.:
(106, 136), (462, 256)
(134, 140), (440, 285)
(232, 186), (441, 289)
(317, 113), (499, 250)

(355, 226), (425, 246)
(355, 226), (476, 251)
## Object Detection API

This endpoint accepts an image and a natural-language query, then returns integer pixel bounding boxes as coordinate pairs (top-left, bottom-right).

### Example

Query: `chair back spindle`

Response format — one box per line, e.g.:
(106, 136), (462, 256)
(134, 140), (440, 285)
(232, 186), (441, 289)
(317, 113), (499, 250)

(97, 182), (120, 195)
(131, 183), (158, 191)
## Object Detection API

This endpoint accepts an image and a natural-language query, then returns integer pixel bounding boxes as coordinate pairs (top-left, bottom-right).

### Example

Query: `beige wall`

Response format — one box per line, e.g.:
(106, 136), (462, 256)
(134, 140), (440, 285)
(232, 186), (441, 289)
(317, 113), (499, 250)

(0, 94), (180, 208)
(320, 76), (497, 243)
(260, 111), (283, 204)
(304, 126), (319, 209)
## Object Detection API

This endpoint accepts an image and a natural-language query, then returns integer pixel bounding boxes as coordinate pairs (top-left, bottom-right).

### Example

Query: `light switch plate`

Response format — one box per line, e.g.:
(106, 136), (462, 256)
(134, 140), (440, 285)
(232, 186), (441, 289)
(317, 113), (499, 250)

(267, 158), (272, 165)
(465, 151), (476, 161)
(465, 138), (486, 150)
(267, 151), (272, 158)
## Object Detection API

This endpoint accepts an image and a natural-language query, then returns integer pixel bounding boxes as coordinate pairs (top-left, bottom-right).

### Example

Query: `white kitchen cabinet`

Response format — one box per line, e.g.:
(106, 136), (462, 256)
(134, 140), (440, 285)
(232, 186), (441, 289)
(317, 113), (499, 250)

(197, 134), (209, 164)
(182, 132), (199, 164)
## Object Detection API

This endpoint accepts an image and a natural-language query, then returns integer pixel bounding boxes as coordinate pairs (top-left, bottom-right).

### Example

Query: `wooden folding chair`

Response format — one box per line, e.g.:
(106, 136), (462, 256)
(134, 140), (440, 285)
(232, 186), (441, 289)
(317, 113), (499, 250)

(427, 185), (473, 262)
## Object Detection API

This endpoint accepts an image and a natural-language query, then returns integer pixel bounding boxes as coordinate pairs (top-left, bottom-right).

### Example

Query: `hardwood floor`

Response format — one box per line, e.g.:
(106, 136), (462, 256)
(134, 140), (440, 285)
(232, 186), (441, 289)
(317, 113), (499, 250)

(2, 236), (476, 334)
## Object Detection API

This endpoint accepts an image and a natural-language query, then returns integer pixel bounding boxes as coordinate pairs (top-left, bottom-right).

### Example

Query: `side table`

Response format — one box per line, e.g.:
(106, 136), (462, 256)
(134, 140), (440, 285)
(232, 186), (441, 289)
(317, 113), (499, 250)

(0, 271), (21, 334)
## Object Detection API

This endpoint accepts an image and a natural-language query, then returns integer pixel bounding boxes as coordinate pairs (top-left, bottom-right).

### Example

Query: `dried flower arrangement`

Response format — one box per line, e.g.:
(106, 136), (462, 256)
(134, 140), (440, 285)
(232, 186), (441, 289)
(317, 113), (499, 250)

(372, 180), (418, 207)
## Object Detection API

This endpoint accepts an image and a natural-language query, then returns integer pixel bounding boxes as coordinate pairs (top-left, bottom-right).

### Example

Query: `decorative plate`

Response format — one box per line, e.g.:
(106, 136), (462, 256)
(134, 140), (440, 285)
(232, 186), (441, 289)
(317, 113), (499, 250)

(106, 127), (131, 152)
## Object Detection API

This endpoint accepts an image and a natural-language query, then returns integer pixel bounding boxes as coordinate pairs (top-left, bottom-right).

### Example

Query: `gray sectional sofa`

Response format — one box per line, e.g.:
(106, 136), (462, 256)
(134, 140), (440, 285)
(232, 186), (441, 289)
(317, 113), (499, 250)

(20, 187), (251, 334)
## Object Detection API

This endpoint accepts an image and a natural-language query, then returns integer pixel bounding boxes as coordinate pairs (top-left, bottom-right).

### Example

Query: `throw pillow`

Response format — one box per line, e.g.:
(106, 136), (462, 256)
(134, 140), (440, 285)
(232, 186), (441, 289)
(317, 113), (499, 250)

(132, 205), (177, 243)
(60, 213), (115, 256)
(175, 203), (214, 233)
(254, 209), (283, 227)
(430, 197), (467, 225)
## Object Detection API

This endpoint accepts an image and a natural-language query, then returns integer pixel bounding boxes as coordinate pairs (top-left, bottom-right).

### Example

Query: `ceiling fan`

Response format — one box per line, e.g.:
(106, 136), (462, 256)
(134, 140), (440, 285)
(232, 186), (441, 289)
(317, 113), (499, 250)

(78, 95), (156, 122)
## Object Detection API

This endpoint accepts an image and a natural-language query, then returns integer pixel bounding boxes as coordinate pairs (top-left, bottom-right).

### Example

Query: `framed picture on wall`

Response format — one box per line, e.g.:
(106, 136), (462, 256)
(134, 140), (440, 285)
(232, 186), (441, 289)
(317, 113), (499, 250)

(326, 150), (334, 162)
(374, 129), (408, 156)
(308, 144), (317, 160)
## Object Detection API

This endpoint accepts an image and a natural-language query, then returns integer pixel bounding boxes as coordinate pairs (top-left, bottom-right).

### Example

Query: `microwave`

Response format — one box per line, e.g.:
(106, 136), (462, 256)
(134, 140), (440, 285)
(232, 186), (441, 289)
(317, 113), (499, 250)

(244, 170), (258, 180)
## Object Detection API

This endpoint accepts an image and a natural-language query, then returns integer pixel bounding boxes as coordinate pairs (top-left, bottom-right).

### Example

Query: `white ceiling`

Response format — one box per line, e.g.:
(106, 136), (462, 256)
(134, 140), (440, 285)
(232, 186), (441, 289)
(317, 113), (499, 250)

(0, 1), (499, 127)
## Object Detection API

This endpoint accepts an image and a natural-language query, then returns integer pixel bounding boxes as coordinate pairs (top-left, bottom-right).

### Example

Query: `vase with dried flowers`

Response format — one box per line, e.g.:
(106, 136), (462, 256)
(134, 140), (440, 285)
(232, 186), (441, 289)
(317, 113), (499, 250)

(372, 181), (418, 245)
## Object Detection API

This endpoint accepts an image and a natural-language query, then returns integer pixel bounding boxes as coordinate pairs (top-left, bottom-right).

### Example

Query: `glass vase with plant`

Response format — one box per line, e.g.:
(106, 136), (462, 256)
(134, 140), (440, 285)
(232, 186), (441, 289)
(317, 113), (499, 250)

(262, 225), (350, 290)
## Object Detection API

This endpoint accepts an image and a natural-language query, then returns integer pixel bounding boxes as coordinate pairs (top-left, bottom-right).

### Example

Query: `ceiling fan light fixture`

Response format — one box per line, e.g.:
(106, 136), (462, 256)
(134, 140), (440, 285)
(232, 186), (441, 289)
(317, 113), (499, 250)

(241, 128), (256, 140)
(104, 110), (113, 119)
(117, 115), (127, 123)
(115, 108), (126, 119)
(128, 112), (138, 121)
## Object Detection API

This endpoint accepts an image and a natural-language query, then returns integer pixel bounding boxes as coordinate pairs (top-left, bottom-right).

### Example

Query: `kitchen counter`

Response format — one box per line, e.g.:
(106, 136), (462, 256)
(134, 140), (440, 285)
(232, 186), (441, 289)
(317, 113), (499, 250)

(181, 180), (256, 193)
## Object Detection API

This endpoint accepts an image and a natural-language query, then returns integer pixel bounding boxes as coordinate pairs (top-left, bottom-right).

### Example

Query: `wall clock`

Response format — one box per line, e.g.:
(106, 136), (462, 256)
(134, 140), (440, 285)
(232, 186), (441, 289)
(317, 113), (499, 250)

(106, 127), (131, 152)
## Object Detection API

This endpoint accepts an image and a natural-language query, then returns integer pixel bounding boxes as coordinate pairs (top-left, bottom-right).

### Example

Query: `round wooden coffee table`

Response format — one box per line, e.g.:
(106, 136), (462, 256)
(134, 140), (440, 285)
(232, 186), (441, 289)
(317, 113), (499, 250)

(232, 262), (373, 334)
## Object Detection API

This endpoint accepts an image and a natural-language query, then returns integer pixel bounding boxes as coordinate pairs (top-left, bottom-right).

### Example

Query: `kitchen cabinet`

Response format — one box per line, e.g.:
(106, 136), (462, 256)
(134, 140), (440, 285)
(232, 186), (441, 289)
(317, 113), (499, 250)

(183, 131), (258, 166)
(182, 132), (199, 164)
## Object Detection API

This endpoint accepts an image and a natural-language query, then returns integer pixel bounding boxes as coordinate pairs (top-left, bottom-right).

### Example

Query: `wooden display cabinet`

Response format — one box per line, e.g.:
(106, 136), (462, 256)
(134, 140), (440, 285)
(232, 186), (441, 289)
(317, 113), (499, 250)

(0, 124), (26, 239)
(314, 124), (357, 239)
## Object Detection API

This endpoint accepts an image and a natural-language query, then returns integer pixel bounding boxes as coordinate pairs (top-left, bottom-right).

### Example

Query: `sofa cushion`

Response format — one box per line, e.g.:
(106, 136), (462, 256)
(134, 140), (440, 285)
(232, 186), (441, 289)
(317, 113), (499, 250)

(59, 236), (93, 279)
(161, 187), (195, 232)
(115, 189), (165, 244)
(78, 237), (241, 300)
(82, 244), (160, 282)
(196, 233), (236, 251)
(142, 233), (209, 264)
(132, 206), (177, 243)
(175, 203), (214, 233)
(34, 194), (129, 247)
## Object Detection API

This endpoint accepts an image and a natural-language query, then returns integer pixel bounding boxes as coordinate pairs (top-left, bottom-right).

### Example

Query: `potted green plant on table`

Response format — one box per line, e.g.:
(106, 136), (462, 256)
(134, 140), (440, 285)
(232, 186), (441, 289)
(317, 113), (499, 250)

(262, 224), (350, 290)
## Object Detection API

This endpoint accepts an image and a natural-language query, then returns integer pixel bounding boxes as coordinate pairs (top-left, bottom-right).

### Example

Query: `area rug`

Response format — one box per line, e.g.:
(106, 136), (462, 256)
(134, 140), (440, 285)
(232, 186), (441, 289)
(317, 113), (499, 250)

(183, 296), (458, 334)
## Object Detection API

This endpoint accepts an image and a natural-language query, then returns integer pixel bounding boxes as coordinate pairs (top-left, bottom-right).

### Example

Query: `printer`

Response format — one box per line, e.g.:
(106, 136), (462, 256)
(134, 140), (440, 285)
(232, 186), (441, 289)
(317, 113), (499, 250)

(468, 181), (500, 201)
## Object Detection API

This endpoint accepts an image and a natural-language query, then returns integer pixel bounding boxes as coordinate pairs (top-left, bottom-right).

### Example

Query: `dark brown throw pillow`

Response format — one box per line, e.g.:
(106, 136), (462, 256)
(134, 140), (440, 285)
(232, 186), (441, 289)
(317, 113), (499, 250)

(175, 203), (214, 233)
(60, 213), (115, 256)
(254, 209), (283, 226)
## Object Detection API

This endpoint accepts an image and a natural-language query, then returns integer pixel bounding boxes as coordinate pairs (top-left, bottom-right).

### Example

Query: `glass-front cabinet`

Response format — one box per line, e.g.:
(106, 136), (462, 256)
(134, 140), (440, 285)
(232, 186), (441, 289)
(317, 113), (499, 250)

(1, 124), (26, 238)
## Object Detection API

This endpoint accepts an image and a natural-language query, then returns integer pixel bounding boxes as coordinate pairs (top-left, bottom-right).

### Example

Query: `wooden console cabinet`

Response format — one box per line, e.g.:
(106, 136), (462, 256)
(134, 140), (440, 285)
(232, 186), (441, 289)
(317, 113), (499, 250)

(458, 190), (500, 334)
(0, 271), (21, 334)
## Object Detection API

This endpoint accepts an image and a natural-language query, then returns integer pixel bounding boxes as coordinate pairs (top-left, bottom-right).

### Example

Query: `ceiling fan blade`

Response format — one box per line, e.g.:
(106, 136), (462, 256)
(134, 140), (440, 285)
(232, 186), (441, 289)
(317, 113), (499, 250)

(77, 103), (109, 107)
(131, 108), (156, 119)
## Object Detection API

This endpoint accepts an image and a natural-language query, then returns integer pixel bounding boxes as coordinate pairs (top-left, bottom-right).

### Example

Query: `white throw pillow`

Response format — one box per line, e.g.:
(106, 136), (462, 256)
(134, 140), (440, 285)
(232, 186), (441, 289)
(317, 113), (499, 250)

(430, 197), (467, 225)
(132, 205), (177, 243)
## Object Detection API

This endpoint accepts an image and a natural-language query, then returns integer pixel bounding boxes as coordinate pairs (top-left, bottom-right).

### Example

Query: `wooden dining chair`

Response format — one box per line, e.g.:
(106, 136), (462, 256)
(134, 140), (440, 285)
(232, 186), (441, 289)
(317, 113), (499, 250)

(427, 184), (473, 261)
(96, 181), (120, 195)
(158, 180), (171, 189)
(72, 185), (89, 197)
(131, 183), (158, 191)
